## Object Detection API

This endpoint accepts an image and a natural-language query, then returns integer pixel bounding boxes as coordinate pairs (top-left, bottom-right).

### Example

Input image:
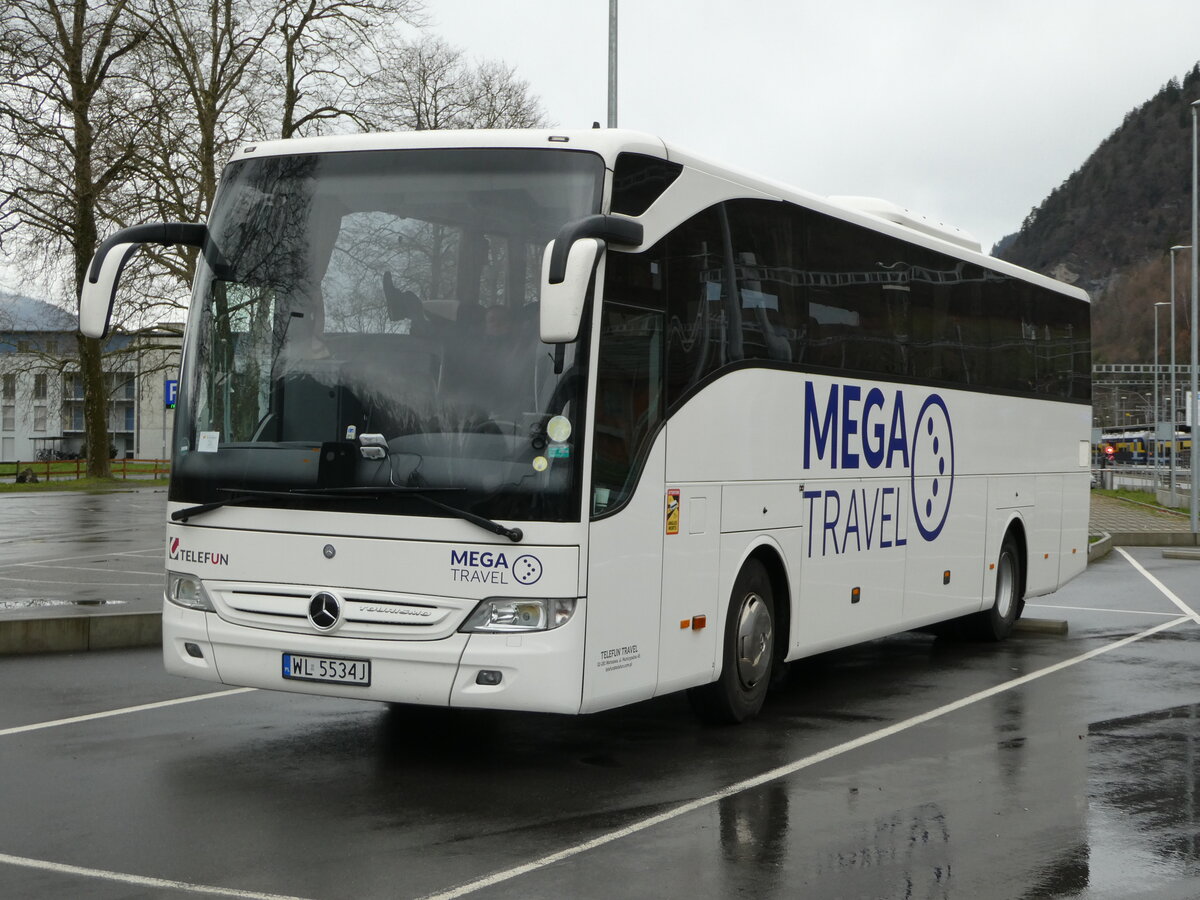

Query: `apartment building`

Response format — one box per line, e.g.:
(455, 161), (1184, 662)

(0, 292), (180, 462)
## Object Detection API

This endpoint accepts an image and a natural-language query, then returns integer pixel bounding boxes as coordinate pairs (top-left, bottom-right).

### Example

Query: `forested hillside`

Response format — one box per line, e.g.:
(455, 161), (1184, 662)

(994, 64), (1200, 364)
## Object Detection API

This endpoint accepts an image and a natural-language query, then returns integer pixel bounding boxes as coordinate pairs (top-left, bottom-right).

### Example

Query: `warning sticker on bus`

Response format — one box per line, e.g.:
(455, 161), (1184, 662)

(666, 489), (680, 535)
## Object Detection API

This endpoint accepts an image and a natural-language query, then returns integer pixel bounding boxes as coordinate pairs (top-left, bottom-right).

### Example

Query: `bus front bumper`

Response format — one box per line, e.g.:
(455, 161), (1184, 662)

(162, 598), (587, 714)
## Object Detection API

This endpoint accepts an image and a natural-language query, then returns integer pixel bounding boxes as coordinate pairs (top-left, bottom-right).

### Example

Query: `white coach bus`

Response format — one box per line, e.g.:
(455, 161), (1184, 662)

(80, 130), (1091, 723)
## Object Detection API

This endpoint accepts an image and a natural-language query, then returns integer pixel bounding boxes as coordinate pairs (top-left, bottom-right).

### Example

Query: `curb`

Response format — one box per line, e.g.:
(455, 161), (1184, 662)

(1162, 548), (1200, 560)
(0, 612), (161, 656)
(1013, 617), (1069, 635)
(1088, 532), (1113, 563)
(1104, 532), (1200, 548)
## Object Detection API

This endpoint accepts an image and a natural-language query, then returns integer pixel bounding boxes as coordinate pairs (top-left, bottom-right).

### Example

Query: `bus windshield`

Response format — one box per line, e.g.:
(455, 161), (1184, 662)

(170, 148), (604, 523)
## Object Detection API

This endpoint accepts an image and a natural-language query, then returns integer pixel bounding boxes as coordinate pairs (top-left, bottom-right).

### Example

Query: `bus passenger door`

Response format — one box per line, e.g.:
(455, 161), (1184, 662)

(656, 484), (721, 696)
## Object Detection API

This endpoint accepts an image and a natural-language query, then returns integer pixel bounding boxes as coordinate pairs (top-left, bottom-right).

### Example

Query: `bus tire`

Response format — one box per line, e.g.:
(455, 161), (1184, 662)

(973, 533), (1023, 641)
(688, 558), (774, 724)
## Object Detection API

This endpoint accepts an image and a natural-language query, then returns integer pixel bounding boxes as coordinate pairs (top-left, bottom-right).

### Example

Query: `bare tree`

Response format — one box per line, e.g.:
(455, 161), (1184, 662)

(271, 0), (425, 138)
(373, 34), (549, 132)
(128, 0), (274, 297)
(0, 0), (152, 477)
(143, 0), (273, 220)
(462, 58), (548, 130)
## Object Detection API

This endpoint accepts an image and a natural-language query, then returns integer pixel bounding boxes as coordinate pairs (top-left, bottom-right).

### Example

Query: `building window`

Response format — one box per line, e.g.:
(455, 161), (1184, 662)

(34, 406), (46, 432)
(63, 405), (84, 432)
(1, 374), (13, 400)
(1, 405), (14, 432)
(16, 340), (30, 353)
(63, 374), (84, 400)
(105, 372), (135, 400)
(33, 374), (47, 400)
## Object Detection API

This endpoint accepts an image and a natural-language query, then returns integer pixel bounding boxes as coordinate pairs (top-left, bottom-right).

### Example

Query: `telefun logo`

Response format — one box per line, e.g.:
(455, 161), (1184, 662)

(168, 537), (229, 565)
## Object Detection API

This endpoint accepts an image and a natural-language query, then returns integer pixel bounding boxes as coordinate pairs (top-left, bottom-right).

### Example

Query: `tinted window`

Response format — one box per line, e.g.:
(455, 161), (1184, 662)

(611, 153), (683, 216)
(591, 301), (665, 515)
(724, 201), (803, 364)
(718, 199), (1090, 402)
(663, 206), (732, 407)
(798, 209), (911, 377)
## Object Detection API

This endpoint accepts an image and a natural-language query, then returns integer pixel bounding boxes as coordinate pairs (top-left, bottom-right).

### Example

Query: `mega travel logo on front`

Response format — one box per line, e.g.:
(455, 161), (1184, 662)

(801, 381), (954, 558)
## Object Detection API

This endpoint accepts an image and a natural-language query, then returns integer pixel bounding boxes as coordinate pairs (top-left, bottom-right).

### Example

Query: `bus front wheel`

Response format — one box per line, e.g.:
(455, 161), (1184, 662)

(688, 558), (775, 724)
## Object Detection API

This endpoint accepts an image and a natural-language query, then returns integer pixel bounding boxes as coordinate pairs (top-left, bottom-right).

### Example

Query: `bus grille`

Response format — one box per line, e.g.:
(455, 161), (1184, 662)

(203, 581), (470, 640)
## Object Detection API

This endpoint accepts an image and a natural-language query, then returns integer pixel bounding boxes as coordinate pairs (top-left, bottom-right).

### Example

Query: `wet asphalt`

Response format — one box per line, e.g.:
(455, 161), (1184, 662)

(0, 490), (1197, 899)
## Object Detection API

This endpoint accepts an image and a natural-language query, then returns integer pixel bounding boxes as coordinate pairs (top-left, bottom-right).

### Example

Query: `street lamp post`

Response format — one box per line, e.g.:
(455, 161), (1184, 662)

(1191, 99), (1200, 532)
(607, 0), (618, 128)
(1155, 301), (1170, 481)
(1170, 243), (1190, 505)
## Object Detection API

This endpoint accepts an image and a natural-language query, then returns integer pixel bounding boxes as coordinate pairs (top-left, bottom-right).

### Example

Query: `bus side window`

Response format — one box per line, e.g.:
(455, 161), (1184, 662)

(800, 212), (909, 378)
(724, 200), (802, 364)
(664, 206), (731, 406)
(982, 276), (1037, 393)
(910, 274), (971, 385)
(593, 248), (666, 515)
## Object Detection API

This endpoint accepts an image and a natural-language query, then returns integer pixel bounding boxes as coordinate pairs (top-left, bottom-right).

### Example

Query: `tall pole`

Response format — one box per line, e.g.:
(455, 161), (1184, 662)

(1154, 303), (1160, 462)
(1170, 244), (1190, 505)
(607, 0), (618, 128)
(1190, 100), (1199, 532)
(1155, 302), (1169, 479)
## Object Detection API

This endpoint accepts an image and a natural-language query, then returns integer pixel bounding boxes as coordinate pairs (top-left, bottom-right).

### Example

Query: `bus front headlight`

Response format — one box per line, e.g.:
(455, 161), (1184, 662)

(460, 598), (576, 633)
(166, 572), (215, 612)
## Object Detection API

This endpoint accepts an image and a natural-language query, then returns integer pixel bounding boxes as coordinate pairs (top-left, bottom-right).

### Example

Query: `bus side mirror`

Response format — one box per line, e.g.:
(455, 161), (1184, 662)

(80, 243), (139, 338)
(539, 214), (643, 344)
(540, 238), (601, 344)
(79, 222), (207, 338)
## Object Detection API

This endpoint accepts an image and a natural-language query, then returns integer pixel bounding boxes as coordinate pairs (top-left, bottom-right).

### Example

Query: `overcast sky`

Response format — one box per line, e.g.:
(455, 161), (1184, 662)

(427, 0), (1200, 252)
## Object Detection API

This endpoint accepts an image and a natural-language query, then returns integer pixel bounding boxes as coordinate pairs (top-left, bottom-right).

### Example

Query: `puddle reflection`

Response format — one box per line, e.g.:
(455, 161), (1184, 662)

(1084, 703), (1200, 893)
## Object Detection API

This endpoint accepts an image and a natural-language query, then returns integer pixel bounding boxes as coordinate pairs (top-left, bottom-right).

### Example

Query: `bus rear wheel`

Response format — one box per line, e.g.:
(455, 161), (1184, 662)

(688, 558), (775, 724)
(973, 533), (1023, 641)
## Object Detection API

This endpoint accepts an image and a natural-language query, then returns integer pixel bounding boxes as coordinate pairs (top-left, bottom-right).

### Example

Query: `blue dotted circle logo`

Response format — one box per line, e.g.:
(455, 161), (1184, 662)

(512, 554), (543, 586)
(910, 394), (954, 542)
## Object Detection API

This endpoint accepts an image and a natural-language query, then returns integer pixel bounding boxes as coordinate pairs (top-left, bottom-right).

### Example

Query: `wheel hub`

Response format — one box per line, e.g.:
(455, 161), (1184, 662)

(735, 592), (772, 689)
(996, 552), (1015, 619)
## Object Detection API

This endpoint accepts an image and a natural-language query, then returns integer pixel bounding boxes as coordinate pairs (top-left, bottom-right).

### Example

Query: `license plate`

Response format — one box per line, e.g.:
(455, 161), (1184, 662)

(282, 653), (371, 686)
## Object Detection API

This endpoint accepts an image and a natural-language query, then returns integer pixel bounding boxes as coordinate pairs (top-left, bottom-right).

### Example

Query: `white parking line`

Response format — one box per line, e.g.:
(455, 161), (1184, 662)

(0, 853), (311, 900)
(1026, 603), (1183, 618)
(0, 688), (255, 738)
(0, 547), (159, 571)
(1115, 547), (1200, 625)
(21, 563), (163, 576)
(0, 527), (147, 547)
(422, 614), (1191, 900)
(0, 575), (158, 587)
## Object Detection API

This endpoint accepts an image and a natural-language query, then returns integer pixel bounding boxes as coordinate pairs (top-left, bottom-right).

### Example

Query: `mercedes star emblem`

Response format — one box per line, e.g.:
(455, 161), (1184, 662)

(307, 591), (342, 632)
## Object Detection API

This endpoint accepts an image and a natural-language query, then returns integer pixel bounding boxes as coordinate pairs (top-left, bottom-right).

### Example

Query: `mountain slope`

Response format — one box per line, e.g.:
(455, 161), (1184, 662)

(994, 65), (1200, 364)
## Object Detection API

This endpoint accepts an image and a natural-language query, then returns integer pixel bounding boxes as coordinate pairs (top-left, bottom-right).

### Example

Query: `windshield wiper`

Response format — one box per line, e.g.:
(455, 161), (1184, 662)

(172, 485), (523, 543)
(296, 486), (524, 543)
(171, 488), (307, 522)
